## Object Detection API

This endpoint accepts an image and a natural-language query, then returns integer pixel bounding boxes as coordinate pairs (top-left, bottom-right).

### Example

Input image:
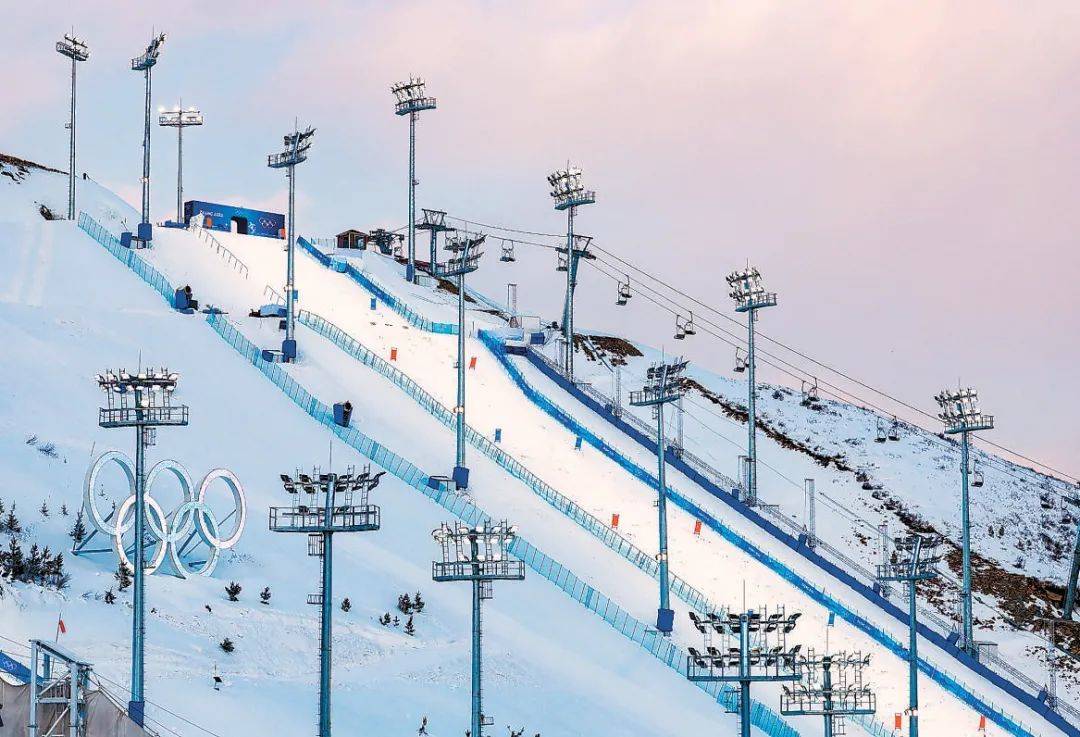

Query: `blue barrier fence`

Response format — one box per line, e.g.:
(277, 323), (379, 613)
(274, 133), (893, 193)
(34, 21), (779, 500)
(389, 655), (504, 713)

(204, 312), (799, 737)
(296, 237), (457, 334)
(296, 308), (723, 619)
(479, 330), (1048, 737)
(78, 213), (176, 304)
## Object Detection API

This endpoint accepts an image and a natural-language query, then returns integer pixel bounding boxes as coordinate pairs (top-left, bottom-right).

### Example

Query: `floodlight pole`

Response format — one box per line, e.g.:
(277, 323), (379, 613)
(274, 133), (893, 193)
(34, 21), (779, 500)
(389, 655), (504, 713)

(563, 207), (576, 377)
(131, 33), (164, 244)
(728, 268), (777, 507)
(56, 34), (89, 220)
(935, 388), (992, 658)
(96, 369), (188, 726)
(159, 104), (204, 224)
(548, 166), (595, 381)
(469, 534), (483, 737)
(392, 78), (436, 283)
(270, 468), (381, 737)
(456, 270), (467, 471)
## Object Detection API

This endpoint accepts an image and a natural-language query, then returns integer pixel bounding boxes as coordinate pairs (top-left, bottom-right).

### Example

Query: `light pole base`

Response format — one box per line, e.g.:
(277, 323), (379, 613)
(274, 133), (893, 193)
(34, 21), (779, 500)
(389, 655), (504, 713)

(406, 263), (416, 282)
(281, 339), (297, 362)
(127, 700), (145, 727)
(656, 607), (674, 633)
(452, 465), (470, 490)
(137, 222), (153, 243)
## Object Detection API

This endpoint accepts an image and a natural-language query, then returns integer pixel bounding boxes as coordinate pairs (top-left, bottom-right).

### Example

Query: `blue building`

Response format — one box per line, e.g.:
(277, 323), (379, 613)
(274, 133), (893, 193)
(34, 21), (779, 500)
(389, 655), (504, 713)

(183, 200), (285, 239)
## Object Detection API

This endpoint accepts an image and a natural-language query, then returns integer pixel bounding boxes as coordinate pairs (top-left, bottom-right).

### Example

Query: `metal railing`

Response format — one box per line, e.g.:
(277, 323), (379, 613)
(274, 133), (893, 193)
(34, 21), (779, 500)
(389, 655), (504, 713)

(98, 406), (189, 427)
(268, 505), (380, 533)
(188, 224), (249, 279)
(78, 213), (176, 304)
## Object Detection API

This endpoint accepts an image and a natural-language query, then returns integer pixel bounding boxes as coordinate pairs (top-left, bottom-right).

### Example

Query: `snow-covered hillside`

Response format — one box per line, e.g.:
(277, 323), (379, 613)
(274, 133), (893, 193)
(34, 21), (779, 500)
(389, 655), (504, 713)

(0, 156), (1075, 737)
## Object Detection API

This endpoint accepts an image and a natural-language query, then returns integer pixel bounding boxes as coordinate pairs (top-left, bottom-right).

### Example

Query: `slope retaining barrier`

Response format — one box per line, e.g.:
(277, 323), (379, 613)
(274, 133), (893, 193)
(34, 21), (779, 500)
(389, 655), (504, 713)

(295, 308), (723, 619)
(480, 329), (1053, 737)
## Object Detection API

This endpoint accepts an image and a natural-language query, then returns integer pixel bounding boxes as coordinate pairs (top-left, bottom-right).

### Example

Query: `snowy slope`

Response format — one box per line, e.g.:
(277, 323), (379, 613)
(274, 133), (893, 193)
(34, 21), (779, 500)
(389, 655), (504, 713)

(127, 214), (1062, 732)
(0, 161), (747, 737)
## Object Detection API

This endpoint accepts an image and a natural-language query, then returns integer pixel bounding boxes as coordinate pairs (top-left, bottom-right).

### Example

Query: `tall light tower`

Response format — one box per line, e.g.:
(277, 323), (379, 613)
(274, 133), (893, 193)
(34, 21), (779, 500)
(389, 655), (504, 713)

(878, 533), (944, 737)
(629, 358), (689, 635)
(130, 32), (166, 245)
(934, 386), (993, 658)
(158, 102), (203, 224)
(55, 33), (89, 220)
(433, 231), (485, 490)
(267, 125), (316, 363)
(432, 521), (524, 737)
(95, 368), (189, 726)
(686, 608), (803, 737)
(781, 651), (877, 737)
(392, 76), (436, 284)
(727, 266), (777, 507)
(270, 466), (382, 737)
(547, 165), (596, 380)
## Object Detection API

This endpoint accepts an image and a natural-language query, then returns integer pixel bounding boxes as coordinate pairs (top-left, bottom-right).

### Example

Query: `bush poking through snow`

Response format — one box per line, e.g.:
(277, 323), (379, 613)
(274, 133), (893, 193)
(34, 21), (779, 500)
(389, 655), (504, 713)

(259, 586), (271, 605)
(219, 638), (235, 653)
(341, 597), (351, 612)
(225, 581), (242, 601)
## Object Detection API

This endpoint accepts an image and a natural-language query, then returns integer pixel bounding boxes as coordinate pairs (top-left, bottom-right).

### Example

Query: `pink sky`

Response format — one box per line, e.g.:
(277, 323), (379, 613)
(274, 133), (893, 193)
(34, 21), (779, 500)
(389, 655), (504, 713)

(5, 2), (1079, 475)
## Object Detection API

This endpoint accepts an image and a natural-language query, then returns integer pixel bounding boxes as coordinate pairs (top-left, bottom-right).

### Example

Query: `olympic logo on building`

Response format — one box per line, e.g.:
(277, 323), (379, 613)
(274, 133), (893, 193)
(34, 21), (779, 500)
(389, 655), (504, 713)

(83, 450), (247, 578)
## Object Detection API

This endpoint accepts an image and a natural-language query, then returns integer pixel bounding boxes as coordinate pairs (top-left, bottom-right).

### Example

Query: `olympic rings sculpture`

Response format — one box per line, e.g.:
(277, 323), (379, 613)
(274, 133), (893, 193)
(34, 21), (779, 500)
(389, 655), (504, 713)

(83, 450), (246, 578)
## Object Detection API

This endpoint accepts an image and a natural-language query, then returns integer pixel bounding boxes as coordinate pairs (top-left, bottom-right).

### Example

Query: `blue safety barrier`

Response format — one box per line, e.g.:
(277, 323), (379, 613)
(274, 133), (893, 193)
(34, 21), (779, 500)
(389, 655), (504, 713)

(78, 213), (176, 304)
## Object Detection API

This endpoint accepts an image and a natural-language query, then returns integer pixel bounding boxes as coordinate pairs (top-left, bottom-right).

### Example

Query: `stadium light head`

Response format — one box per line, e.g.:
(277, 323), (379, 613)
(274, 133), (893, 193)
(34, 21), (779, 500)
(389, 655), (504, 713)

(934, 386), (993, 434)
(131, 32), (166, 71)
(726, 265), (777, 313)
(547, 165), (596, 211)
(56, 33), (89, 62)
(268, 125), (316, 168)
(159, 105), (204, 127)
(392, 76), (436, 116)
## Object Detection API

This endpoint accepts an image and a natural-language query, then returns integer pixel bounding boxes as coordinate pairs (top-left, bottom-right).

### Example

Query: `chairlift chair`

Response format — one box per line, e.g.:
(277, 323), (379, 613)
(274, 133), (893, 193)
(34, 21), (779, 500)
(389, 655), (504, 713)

(683, 312), (697, 336)
(972, 461), (984, 488)
(617, 278), (632, 306)
(556, 253), (568, 272)
(674, 315), (687, 340)
(500, 240), (516, 263)
(888, 419), (900, 442)
(875, 420), (887, 443)
(734, 347), (747, 373)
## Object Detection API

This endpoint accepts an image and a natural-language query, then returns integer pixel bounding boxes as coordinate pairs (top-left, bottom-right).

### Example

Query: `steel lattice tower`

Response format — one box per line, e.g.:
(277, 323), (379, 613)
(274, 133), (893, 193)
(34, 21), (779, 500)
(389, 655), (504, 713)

(781, 651), (877, 737)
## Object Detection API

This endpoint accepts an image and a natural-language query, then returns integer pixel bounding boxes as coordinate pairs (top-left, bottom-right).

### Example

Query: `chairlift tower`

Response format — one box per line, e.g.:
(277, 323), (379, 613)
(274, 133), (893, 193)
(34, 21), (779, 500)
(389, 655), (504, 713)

(158, 102), (203, 224)
(270, 466), (383, 737)
(432, 521), (525, 737)
(28, 639), (93, 737)
(727, 266), (777, 507)
(781, 650), (877, 737)
(268, 124), (316, 362)
(130, 32), (165, 244)
(686, 607), (803, 737)
(415, 208), (454, 276)
(630, 358), (689, 634)
(547, 165), (596, 380)
(95, 367), (188, 726)
(392, 76), (436, 283)
(55, 33), (89, 220)
(934, 386), (993, 658)
(877, 533), (943, 737)
(433, 231), (485, 489)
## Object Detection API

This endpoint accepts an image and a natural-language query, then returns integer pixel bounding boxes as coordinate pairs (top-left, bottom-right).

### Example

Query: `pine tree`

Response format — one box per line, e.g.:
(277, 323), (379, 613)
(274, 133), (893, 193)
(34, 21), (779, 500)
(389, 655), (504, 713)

(115, 561), (133, 591)
(104, 588), (116, 604)
(225, 581), (242, 601)
(404, 615), (415, 636)
(3, 537), (25, 579)
(380, 612), (391, 626)
(413, 591), (425, 612)
(340, 597), (351, 613)
(998, 524), (1005, 537)
(60, 503), (68, 517)
(39, 501), (49, 518)
(398, 592), (412, 614)
(6, 504), (22, 534)
(259, 586), (271, 605)
(417, 716), (429, 735)
(219, 638), (235, 653)
(69, 511), (87, 544)
(393, 616), (400, 627)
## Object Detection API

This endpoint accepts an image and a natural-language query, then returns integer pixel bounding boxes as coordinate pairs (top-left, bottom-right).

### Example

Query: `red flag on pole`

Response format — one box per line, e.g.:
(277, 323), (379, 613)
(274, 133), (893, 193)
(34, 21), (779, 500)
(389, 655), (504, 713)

(58, 619), (67, 634)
